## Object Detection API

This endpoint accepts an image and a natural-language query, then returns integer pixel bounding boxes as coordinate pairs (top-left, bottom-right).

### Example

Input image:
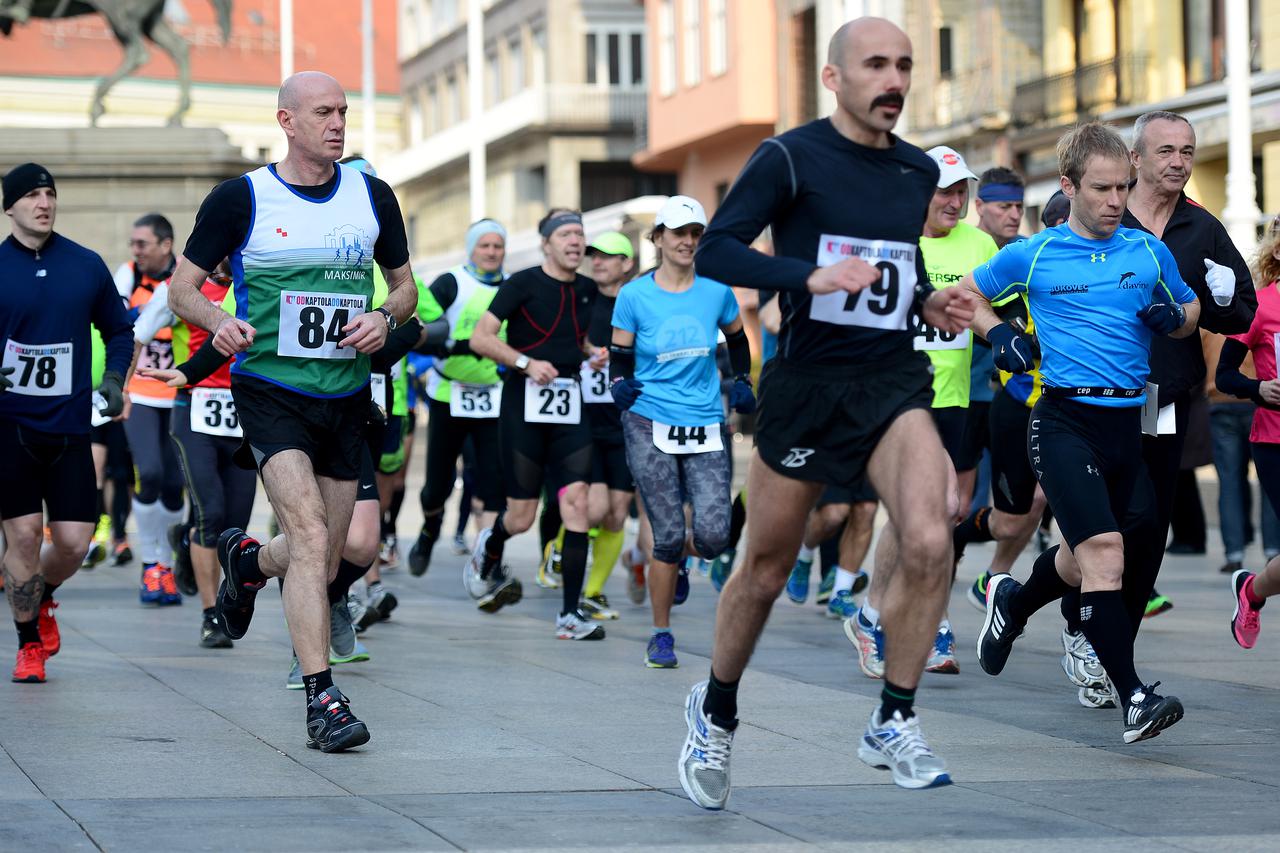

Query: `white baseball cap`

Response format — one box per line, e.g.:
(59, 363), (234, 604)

(926, 146), (977, 188)
(655, 195), (708, 229)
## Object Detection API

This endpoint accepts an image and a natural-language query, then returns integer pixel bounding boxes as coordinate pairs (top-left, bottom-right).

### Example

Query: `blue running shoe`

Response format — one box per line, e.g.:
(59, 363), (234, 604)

(645, 631), (678, 668)
(967, 571), (992, 612)
(695, 558), (711, 577)
(925, 625), (959, 674)
(709, 549), (734, 592)
(816, 569), (835, 605)
(673, 566), (690, 605)
(826, 589), (857, 620)
(139, 564), (164, 605)
(785, 558), (811, 604)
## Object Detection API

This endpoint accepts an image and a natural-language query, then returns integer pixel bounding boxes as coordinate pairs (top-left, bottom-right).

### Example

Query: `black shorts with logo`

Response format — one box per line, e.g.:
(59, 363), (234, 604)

(756, 355), (934, 489)
(0, 419), (96, 522)
(231, 375), (370, 481)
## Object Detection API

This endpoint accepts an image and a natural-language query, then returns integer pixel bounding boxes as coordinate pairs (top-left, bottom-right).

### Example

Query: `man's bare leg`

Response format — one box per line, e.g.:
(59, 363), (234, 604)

(3, 515), (47, 624)
(987, 490), (1048, 575)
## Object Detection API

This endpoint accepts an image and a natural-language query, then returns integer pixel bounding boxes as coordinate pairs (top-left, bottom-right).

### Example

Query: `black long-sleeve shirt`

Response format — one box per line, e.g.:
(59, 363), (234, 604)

(695, 118), (938, 367)
(1122, 193), (1256, 405)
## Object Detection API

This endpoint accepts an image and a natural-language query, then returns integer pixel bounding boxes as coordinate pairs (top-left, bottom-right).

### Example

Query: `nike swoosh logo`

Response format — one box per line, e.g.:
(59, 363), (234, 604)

(361, 484), (373, 491)
(900, 166), (912, 174)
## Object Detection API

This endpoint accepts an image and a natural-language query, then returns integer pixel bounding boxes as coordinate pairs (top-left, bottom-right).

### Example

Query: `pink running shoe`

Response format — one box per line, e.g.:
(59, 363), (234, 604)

(1231, 569), (1263, 649)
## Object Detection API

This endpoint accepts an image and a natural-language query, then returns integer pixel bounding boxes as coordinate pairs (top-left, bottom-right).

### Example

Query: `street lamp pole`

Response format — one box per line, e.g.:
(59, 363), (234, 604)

(280, 0), (293, 81)
(467, 0), (486, 221)
(362, 0), (376, 164)
(1222, 0), (1261, 254)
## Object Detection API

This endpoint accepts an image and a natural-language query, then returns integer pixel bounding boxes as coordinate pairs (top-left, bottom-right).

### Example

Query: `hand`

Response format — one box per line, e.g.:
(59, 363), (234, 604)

(520, 358), (558, 384)
(339, 311), (389, 354)
(1204, 258), (1234, 307)
(805, 257), (881, 295)
(1260, 379), (1280, 407)
(588, 347), (609, 371)
(987, 323), (1034, 374)
(729, 376), (756, 414)
(610, 377), (644, 410)
(212, 316), (255, 357)
(1136, 301), (1186, 336)
(0, 365), (13, 393)
(96, 370), (126, 418)
(114, 396), (132, 423)
(136, 366), (190, 388)
(923, 288), (975, 334)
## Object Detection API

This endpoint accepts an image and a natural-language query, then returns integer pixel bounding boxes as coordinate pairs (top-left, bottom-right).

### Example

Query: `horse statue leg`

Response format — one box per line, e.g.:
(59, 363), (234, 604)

(89, 30), (150, 126)
(144, 15), (190, 126)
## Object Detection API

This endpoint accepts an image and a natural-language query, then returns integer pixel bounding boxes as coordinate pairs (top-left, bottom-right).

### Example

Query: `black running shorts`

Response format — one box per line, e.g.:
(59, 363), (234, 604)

(0, 419), (96, 522)
(587, 404), (632, 491)
(955, 400), (990, 472)
(988, 388), (1038, 515)
(930, 406), (967, 467)
(499, 375), (593, 500)
(230, 375), (369, 481)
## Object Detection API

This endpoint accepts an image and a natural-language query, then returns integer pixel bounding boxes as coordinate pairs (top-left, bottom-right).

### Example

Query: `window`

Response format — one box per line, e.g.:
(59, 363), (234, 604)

(608, 33), (621, 85)
(531, 26), (546, 86)
(630, 33), (644, 85)
(938, 26), (953, 79)
(408, 95), (424, 141)
(682, 0), (701, 87)
(446, 72), (459, 124)
(586, 33), (598, 85)
(715, 181), (729, 205)
(588, 28), (644, 88)
(518, 165), (546, 206)
(659, 1), (676, 95)
(709, 0), (727, 76)
(486, 49), (501, 105)
(791, 8), (817, 123)
(428, 82), (440, 133)
(508, 35), (525, 93)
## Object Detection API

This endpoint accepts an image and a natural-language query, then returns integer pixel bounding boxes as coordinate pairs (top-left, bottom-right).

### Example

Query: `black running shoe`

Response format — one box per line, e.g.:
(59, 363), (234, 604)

(169, 524), (198, 597)
(408, 531), (434, 577)
(199, 612), (234, 649)
(215, 528), (264, 640)
(976, 573), (1023, 676)
(1123, 682), (1184, 744)
(478, 572), (523, 613)
(306, 686), (371, 752)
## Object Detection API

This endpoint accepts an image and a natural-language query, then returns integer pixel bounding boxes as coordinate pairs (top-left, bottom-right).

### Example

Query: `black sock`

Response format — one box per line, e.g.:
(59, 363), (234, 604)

(202, 606), (216, 618)
(237, 540), (266, 585)
(879, 678), (917, 721)
(560, 530), (589, 616)
(421, 510), (444, 542)
(1078, 590), (1141, 702)
(485, 514), (510, 559)
(304, 668), (334, 704)
(1060, 587), (1083, 633)
(954, 507), (995, 560)
(538, 495), (562, 550)
(40, 582), (59, 604)
(388, 486), (405, 530)
(327, 559), (370, 605)
(1009, 545), (1072, 624)
(15, 619), (40, 647)
(702, 670), (740, 730)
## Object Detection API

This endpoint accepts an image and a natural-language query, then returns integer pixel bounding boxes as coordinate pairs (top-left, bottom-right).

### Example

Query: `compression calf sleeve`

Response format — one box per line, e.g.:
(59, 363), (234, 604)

(1078, 590), (1141, 701)
(585, 527), (625, 597)
(560, 530), (589, 616)
(1009, 545), (1073, 624)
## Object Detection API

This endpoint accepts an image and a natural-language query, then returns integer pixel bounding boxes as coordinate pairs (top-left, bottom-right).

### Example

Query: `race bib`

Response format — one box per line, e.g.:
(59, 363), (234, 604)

(370, 373), (387, 410)
(524, 377), (581, 424)
(2, 339), (72, 397)
(652, 420), (724, 455)
(137, 339), (175, 371)
(450, 382), (501, 418)
(580, 362), (612, 403)
(277, 291), (368, 359)
(808, 235), (917, 331)
(912, 313), (970, 351)
(190, 388), (242, 437)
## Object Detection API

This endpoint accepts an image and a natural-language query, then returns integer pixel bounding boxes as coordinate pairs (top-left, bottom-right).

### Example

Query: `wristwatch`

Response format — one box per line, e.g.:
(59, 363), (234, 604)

(514, 355), (530, 372)
(375, 306), (397, 331)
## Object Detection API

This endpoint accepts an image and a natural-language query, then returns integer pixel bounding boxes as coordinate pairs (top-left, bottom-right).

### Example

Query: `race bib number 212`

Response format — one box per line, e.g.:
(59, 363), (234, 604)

(808, 235), (916, 331)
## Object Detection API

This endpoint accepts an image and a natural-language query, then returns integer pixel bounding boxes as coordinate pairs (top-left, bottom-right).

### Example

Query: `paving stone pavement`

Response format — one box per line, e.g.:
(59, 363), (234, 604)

(3, 451), (1279, 851)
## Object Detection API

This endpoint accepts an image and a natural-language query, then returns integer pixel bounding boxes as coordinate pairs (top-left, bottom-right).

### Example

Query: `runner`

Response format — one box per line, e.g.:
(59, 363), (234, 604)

(608, 196), (752, 666)
(966, 121), (1199, 744)
(407, 218), (508, 578)
(166, 71), (417, 751)
(468, 208), (601, 638)
(0, 162), (132, 682)
(785, 490), (871, 615)
(677, 17), (974, 802)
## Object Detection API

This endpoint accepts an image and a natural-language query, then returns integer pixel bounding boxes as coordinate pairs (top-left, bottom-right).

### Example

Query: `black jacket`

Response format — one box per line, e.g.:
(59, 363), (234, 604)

(1122, 192), (1257, 406)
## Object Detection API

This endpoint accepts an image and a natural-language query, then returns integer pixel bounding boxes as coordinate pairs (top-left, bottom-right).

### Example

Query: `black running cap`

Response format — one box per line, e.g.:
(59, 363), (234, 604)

(3, 163), (56, 211)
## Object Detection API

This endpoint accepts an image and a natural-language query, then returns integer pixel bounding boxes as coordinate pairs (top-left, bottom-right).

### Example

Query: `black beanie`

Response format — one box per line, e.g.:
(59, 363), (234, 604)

(3, 163), (56, 211)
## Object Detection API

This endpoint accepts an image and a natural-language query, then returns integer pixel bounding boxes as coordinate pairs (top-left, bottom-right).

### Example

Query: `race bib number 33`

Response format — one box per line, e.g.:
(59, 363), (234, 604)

(524, 377), (581, 424)
(809, 235), (916, 331)
(277, 291), (368, 359)
(580, 362), (612, 403)
(2, 339), (72, 397)
(191, 388), (241, 437)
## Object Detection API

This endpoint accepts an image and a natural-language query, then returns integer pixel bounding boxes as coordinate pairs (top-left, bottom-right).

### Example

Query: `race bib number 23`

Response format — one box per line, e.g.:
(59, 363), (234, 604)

(277, 291), (368, 360)
(809, 235), (916, 331)
(524, 377), (581, 424)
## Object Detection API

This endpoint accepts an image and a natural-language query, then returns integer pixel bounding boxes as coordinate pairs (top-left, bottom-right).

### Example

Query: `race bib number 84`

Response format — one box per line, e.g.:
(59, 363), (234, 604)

(809, 235), (916, 331)
(277, 291), (368, 360)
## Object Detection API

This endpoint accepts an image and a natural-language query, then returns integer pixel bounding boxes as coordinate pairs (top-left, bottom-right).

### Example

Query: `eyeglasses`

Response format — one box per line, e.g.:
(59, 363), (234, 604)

(129, 239), (158, 249)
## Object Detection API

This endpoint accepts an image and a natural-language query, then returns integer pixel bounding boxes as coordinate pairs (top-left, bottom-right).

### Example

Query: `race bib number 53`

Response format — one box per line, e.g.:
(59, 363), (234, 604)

(2, 339), (72, 397)
(277, 291), (368, 359)
(809, 235), (916, 331)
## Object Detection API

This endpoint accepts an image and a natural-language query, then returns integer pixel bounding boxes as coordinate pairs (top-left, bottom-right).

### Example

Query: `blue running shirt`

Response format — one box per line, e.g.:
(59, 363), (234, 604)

(973, 224), (1195, 407)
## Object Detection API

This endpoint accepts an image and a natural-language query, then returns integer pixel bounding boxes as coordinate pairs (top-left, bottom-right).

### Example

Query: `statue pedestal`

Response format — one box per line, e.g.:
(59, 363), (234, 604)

(0, 127), (254, 263)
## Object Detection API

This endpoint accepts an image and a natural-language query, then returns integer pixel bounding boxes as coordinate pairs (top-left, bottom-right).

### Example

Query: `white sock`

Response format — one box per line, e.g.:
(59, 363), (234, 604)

(833, 567), (857, 594)
(797, 544), (815, 563)
(132, 499), (165, 565)
(860, 602), (880, 626)
(939, 618), (952, 634)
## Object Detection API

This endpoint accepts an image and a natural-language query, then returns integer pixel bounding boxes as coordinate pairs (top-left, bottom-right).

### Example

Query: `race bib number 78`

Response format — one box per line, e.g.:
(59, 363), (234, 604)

(277, 291), (368, 360)
(808, 235), (916, 331)
(2, 339), (72, 397)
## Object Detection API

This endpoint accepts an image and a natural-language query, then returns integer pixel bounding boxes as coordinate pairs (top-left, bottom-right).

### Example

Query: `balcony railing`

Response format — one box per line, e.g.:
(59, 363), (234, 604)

(1012, 54), (1150, 127)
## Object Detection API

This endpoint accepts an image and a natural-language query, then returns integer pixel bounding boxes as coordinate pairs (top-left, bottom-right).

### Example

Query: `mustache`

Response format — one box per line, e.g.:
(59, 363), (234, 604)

(871, 93), (904, 110)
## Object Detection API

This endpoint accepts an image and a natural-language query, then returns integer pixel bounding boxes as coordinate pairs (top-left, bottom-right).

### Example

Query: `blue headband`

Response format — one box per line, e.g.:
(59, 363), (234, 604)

(977, 183), (1024, 202)
(540, 212), (583, 238)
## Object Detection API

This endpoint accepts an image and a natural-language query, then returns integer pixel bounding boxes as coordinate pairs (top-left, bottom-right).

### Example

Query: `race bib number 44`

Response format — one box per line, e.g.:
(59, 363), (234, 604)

(191, 388), (241, 437)
(524, 377), (581, 424)
(450, 382), (501, 418)
(809, 235), (917, 331)
(277, 291), (368, 360)
(2, 339), (72, 397)
(652, 421), (724, 455)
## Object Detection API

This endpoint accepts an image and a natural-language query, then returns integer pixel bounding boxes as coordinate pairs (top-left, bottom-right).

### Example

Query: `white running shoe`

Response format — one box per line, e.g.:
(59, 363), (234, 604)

(464, 528), (493, 599)
(677, 680), (735, 809)
(1060, 628), (1107, 689)
(857, 708), (951, 789)
(555, 610), (605, 640)
(1078, 682), (1117, 709)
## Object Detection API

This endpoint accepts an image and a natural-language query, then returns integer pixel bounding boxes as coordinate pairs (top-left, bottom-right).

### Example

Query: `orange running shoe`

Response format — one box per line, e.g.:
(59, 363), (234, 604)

(38, 600), (59, 656)
(12, 642), (47, 683)
(140, 565), (164, 605)
(157, 565), (183, 606)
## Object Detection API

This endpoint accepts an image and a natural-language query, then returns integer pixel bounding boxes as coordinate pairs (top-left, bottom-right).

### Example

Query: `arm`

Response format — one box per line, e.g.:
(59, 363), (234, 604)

(91, 258), (136, 416)
(172, 179), (256, 354)
(168, 255), (251, 356)
(338, 261), (418, 354)
(371, 317), (424, 372)
(1198, 221), (1258, 334)
(961, 273), (1002, 340)
(1168, 296), (1200, 339)
(471, 312), (557, 384)
(133, 282), (176, 344)
(1215, 337), (1277, 406)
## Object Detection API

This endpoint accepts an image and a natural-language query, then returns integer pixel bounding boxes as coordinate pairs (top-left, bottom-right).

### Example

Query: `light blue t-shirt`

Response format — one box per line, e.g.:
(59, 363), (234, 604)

(612, 271), (739, 425)
(973, 223), (1194, 407)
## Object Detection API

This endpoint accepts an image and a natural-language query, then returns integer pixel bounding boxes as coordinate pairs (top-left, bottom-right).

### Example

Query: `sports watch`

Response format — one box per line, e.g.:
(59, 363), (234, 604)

(375, 306), (397, 331)
(514, 355), (530, 372)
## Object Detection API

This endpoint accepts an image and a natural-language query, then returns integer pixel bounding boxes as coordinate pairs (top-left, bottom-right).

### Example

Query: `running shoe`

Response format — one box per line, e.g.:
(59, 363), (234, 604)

(214, 528), (264, 640)
(645, 631), (678, 668)
(1122, 682), (1184, 743)
(158, 565), (183, 606)
(677, 680), (735, 809)
(1078, 681), (1116, 709)
(139, 564), (164, 605)
(368, 585), (398, 621)
(408, 529), (435, 577)
(464, 528), (495, 599)
(200, 612), (234, 649)
(1231, 569), (1263, 649)
(169, 523), (197, 596)
(38, 599), (59, 657)
(378, 535), (399, 570)
(857, 708), (951, 789)
(709, 549), (734, 592)
(1144, 591), (1174, 619)
(925, 625), (959, 674)
(785, 558), (811, 604)
(81, 540), (106, 570)
(1060, 628), (1107, 688)
(345, 590), (370, 633)
(673, 564), (690, 606)
(306, 686), (371, 752)
(535, 540), (562, 590)
(826, 589), (857, 620)
(694, 558), (711, 577)
(286, 656), (303, 690)
(844, 608), (884, 679)
(112, 540), (133, 566)
(966, 570), (992, 612)
(850, 569), (869, 596)
(12, 642), (47, 683)
(452, 533), (469, 555)
(478, 570), (523, 614)
(816, 568), (835, 605)
(329, 599), (370, 664)
(580, 593), (618, 621)
(976, 573), (1023, 676)
(555, 609), (605, 640)
(625, 547), (646, 604)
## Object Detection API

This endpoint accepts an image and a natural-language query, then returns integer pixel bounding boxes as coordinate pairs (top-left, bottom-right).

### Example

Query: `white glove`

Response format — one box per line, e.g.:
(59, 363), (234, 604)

(1204, 258), (1234, 307)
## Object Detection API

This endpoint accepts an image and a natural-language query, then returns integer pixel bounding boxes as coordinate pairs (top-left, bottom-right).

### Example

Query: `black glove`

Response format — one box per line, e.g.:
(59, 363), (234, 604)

(987, 323), (1034, 374)
(0, 365), (13, 393)
(96, 370), (126, 417)
(728, 376), (757, 414)
(1136, 301), (1186, 336)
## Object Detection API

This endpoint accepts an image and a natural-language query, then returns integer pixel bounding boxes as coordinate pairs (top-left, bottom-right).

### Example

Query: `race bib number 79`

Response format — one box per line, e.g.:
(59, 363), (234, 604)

(808, 235), (916, 331)
(277, 291), (368, 360)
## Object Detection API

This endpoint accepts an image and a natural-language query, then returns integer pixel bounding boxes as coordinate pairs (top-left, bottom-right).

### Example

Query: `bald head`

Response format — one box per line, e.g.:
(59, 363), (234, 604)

(278, 71), (344, 111)
(827, 17), (908, 69)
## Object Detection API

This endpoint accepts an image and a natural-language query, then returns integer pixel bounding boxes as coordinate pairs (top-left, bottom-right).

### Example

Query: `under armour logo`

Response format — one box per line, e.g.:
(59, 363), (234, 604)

(780, 448), (815, 468)
(1090, 252), (1106, 263)
(276, 227), (288, 237)
(1080, 605), (1094, 621)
